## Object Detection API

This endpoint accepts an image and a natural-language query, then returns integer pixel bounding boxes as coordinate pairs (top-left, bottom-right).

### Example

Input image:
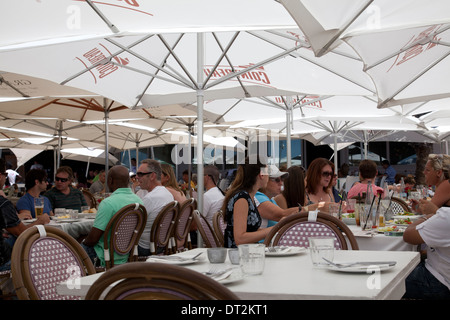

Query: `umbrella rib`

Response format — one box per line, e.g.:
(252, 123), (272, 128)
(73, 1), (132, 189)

(107, 35), (194, 89)
(157, 34), (198, 89)
(0, 76), (30, 97)
(205, 44), (303, 90)
(364, 24), (450, 71)
(248, 31), (374, 94)
(61, 34), (154, 85)
(85, 0), (120, 33)
(379, 50), (450, 108)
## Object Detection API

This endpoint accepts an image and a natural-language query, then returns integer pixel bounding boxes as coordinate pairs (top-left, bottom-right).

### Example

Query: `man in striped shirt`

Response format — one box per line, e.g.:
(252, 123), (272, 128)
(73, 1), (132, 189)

(44, 166), (87, 212)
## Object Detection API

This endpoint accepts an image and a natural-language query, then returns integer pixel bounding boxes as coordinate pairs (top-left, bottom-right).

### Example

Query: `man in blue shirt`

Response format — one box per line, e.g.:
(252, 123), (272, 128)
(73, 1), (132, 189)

(16, 169), (53, 219)
(382, 160), (396, 185)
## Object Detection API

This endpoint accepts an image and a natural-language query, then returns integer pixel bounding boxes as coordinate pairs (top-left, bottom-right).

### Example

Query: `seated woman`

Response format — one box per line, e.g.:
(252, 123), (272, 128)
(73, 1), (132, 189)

(274, 165), (320, 213)
(305, 158), (336, 212)
(161, 163), (187, 204)
(413, 154), (450, 215)
(255, 165), (299, 228)
(222, 158), (273, 248)
(347, 159), (384, 200)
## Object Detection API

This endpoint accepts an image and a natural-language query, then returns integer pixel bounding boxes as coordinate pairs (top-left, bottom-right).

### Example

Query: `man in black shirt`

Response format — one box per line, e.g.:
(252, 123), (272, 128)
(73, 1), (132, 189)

(0, 159), (49, 271)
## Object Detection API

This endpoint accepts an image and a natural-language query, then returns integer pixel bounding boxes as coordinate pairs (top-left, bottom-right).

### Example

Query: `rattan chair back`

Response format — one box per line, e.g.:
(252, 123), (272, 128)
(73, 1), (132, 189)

(150, 201), (179, 255)
(192, 210), (220, 248)
(85, 262), (239, 300)
(11, 225), (95, 300)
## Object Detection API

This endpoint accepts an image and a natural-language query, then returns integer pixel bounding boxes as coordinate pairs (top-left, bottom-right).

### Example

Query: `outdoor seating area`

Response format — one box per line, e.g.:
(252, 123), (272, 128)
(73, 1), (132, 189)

(1, 1), (450, 308)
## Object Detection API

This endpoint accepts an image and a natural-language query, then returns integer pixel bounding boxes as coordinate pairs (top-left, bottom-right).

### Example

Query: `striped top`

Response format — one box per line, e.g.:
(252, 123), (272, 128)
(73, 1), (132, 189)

(44, 187), (87, 211)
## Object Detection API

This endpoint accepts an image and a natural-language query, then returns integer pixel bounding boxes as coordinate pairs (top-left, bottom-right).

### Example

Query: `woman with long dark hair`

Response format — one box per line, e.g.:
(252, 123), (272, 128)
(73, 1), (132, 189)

(222, 158), (272, 248)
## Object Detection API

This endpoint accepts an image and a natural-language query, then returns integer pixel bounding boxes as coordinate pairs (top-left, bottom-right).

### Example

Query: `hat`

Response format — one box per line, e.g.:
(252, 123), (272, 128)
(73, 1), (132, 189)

(268, 165), (288, 179)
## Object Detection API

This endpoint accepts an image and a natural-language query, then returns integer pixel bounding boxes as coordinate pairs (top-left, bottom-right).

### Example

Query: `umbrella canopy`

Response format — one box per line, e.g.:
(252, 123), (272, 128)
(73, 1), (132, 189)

(61, 147), (120, 166)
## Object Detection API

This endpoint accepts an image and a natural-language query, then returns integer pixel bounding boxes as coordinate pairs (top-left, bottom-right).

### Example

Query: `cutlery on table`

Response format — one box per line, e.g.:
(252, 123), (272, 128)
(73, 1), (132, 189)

(322, 257), (396, 268)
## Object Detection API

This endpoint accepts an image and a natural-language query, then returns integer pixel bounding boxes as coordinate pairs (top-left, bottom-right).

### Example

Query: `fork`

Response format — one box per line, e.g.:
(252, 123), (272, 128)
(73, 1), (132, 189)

(322, 257), (396, 268)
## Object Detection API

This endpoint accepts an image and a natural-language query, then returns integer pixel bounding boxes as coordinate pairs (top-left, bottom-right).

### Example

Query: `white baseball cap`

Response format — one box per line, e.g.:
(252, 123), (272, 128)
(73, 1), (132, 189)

(268, 165), (288, 179)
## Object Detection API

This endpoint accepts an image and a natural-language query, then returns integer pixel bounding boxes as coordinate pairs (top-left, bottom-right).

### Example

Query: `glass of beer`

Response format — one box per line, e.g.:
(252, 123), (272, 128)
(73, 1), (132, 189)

(34, 197), (44, 216)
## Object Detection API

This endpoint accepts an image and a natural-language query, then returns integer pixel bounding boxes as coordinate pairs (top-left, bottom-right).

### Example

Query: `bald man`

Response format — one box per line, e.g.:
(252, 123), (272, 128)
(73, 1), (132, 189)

(82, 165), (143, 267)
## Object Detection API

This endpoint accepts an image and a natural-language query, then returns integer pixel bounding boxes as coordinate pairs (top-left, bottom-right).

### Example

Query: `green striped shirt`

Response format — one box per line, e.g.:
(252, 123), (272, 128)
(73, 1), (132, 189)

(44, 187), (87, 211)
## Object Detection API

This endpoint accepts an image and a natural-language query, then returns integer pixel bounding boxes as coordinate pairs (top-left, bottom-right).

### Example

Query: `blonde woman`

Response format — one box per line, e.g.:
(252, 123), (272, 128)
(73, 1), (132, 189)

(161, 163), (187, 203)
(413, 154), (450, 215)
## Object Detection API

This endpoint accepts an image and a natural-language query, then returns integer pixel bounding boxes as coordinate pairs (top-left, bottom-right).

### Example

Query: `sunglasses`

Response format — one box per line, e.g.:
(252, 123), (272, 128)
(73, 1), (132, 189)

(270, 177), (283, 183)
(55, 176), (69, 182)
(321, 171), (333, 177)
(136, 171), (154, 178)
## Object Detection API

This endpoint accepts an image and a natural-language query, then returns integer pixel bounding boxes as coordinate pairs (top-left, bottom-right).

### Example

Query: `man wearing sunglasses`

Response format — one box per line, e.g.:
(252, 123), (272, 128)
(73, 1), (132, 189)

(135, 159), (174, 256)
(0, 159), (50, 272)
(44, 166), (88, 212)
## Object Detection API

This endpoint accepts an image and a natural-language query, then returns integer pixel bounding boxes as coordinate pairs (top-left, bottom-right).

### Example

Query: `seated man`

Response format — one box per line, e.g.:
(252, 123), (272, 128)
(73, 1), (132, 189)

(135, 159), (174, 256)
(0, 159), (50, 271)
(16, 169), (53, 219)
(89, 169), (106, 194)
(44, 166), (87, 211)
(82, 165), (143, 267)
(403, 206), (450, 299)
(202, 165), (225, 226)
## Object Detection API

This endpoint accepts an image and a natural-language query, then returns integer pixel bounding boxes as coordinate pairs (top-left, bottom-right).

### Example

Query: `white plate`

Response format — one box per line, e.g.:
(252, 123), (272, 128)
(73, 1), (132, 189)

(342, 217), (356, 225)
(326, 264), (395, 273)
(265, 246), (306, 256)
(392, 215), (421, 220)
(54, 219), (80, 223)
(218, 270), (245, 285)
(145, 257), (201, 265)
(22, 218), (37, 224)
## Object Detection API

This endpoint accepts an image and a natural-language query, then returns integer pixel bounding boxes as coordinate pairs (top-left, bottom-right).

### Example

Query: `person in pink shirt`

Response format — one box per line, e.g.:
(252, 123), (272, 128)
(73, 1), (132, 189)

(347, 160), (384, 200)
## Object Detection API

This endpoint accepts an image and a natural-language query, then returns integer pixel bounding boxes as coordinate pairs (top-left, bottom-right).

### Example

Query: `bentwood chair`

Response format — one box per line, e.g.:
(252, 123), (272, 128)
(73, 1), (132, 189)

(149, 201), (179, 255)
(390, 197), (411, 215)
(212, 210), (226, 247)
(102, 203), (147, 270)
(85, 262), (239, 300)
(192, 210), (220, 248)
(11, 225), (96, 300)
(172, 198), (196, 253)
(82, 189), (97, 209)
(263, 212), (359, 250)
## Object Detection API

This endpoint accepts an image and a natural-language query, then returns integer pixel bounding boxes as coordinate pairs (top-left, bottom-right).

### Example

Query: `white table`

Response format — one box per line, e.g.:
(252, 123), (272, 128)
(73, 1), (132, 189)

(347, 224), (417, 251)
(24, 218), (95, 239)
(57, 248), (420, 300)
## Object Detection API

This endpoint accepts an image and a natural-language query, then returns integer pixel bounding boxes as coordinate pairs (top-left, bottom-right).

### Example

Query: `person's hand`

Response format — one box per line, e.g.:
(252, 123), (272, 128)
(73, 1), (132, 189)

(18, 211), (33, 220)
(36, 213), (51, 225)
(418, 199), (438, 215)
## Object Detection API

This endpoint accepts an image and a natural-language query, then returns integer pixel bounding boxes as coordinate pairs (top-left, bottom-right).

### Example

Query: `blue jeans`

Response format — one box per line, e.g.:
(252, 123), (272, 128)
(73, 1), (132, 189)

(81, 243), (99, 266)
(404, 261), (450, 300)
(0, 260), (11, 272)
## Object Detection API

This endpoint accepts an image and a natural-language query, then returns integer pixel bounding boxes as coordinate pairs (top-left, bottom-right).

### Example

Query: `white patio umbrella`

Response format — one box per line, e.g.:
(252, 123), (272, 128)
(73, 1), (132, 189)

(0, 0), (376, 218)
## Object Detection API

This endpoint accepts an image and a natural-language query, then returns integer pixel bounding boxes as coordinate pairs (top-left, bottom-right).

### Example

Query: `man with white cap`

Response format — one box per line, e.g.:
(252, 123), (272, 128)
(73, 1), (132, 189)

(202, 165), (225, 226)
(254, 165), (300, 228)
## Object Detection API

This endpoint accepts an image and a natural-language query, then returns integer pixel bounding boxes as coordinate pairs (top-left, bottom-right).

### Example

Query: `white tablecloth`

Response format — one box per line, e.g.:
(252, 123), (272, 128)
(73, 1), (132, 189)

(347, 224), (417, 252)
(48, 218), (94, 239)
(57, 248), (420, 300)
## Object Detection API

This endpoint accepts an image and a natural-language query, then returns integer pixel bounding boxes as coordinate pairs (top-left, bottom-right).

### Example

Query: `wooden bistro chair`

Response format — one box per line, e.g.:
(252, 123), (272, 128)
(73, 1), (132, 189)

(264, 212), (359, 250)
(85, 262), (239, 300)
(192, 210), (221, 248)
(82, 189), (98, 209)
(390, 197), (412, 215)
(172, 198), (196, 253)
(212, 210), (227, 247)
(102, 203), (147, 270)
(149, 201), (179, 255)
(11, 225), (96, 300)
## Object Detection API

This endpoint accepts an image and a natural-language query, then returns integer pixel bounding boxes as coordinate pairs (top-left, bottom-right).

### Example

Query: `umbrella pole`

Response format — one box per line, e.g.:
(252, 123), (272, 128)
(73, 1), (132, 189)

(196, 33), (205, 248)
(104, 99), (110, 191)
(286, 96), (293, 168)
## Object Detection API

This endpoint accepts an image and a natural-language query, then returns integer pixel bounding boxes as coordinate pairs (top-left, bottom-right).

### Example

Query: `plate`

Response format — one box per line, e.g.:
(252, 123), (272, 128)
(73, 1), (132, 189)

(326, 264), (395, 273)
(145, 256), (201, 265)
(392, 215), (421, 220)
(22, 218), (37, 224)
(265, 246), (306, 256)
(218, 270), (245, 285)
(54, 218), (80, 223)
(342, 217), (356, 225)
